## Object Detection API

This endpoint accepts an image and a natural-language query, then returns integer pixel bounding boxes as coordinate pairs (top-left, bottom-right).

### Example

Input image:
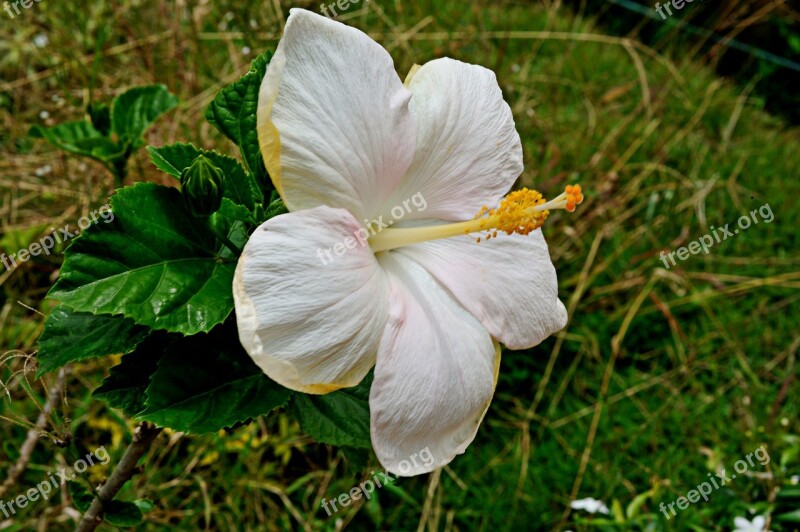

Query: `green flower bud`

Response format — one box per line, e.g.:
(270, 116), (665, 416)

(180, 155), (224, 217)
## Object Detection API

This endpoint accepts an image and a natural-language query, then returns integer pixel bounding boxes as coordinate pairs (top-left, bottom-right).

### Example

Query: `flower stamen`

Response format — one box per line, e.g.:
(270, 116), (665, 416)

(472, 185), (584, 242)
(369, 185), (583, 253)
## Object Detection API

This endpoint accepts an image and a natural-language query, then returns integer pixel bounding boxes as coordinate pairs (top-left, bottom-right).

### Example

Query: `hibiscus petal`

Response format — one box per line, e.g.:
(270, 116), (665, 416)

(379, 58), (523, 222)
(370, 252), (499, 476)
(233, 206), (389, 394)
(397, 230), (568, 349)
(257, 9), (416, 220)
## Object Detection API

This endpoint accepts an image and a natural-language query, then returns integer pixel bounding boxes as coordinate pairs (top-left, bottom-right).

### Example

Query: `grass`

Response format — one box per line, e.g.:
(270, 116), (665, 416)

(1, 0), (799, 530)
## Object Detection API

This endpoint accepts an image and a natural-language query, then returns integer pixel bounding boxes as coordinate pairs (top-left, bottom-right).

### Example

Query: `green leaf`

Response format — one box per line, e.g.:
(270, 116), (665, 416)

(48, 183), (235, 334)
(778, 487), (800, 499)
(94, 334), (173, 416)
(147, 143), (261, 210)
(216, 199), (255, 224)
(201, 152), (260, 210)
(146, 142), (201, 177)
(112, 84), (178, 148)
(289, 373), (373, 449)
(37, 305), (149, 377)
(263, 196), (287, 220)
(68, 482), (95, 513)
(625, 490), (653, 520)
(139, 321), (291, 433)
(103, 500), (144, 527)
(206, 52), (271, 185)
(133, 499), (156, 513)
(29, 121), (123, 162)
(611, 499), (625, 523)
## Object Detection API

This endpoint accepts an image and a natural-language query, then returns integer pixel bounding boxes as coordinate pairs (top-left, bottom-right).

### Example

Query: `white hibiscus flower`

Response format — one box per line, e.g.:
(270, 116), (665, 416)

(233, 8), (582, 476)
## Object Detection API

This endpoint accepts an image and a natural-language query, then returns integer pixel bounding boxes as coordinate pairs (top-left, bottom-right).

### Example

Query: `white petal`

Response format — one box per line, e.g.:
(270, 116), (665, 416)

(569, 499), (591, 510)
(397, 230), (567, 349)
(734, 517), (752, 530)
(257, 9), (416, 220)
(379, 58), (523, 222)
(752, 516), (766, 530)
(233, 206), (389, 394)
(370, 253), (499, 476)
(570, 497), (609, 514)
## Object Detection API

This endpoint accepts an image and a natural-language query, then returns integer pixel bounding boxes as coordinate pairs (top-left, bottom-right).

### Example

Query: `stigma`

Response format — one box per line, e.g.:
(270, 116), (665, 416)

(368, 185), (584, 253)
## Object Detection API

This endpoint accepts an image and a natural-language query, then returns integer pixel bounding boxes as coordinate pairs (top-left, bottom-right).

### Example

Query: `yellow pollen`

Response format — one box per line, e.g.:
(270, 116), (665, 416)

(368, 184), (584, 253)
(474, 188), (547, 243)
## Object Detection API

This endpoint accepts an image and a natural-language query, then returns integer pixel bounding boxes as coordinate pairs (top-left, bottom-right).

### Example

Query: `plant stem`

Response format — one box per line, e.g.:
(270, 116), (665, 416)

(112, 158), (127, 187)
(207, 218), (243, 255)
(75, 422), (162, 532)
(216, 232), (243, 256)
(0, 367), (68, 499)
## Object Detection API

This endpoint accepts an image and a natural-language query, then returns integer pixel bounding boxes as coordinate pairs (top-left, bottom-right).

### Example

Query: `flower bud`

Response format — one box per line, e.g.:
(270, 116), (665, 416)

(180, 155), (224, 217)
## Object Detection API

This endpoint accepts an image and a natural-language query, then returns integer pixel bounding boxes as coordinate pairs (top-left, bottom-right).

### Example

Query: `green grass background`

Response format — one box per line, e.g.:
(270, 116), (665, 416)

(1, 0), (799, 530)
